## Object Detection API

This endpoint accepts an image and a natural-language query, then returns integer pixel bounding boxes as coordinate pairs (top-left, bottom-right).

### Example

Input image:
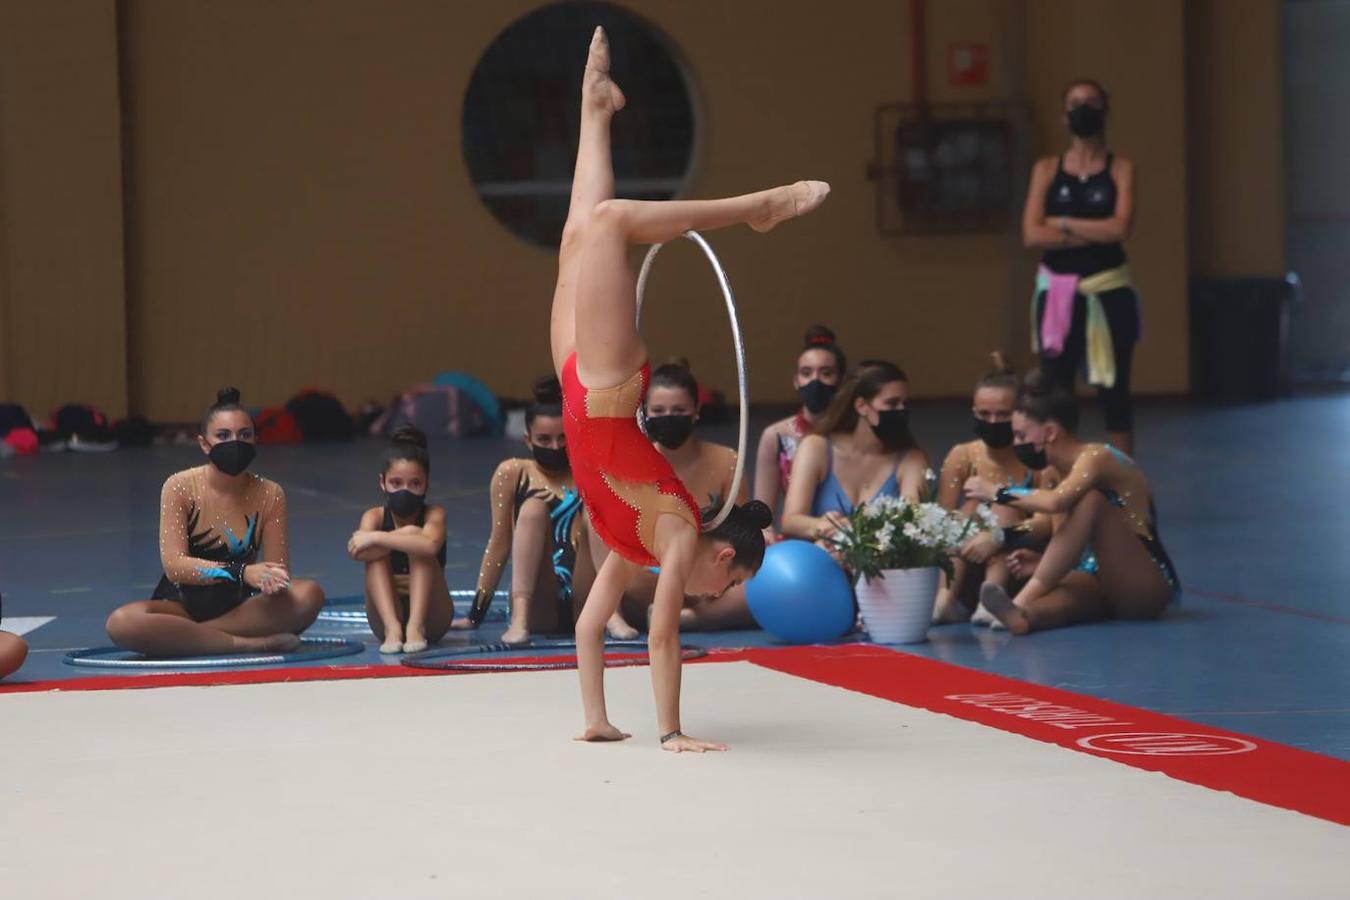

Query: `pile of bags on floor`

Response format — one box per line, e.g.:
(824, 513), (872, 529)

(0, 403), (153, 457)
(0, 371), (504, 457)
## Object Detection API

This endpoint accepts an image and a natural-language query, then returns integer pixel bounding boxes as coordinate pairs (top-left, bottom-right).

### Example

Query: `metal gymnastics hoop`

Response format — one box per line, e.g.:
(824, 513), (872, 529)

(401, 639), (707, 673)
(635, 230), (748, 532)
(316, 590), (508, 624)
(63, 637), (364, 669)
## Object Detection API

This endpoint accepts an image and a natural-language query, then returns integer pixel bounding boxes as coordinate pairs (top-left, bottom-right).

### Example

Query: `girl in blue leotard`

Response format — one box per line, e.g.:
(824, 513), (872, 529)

(781, 361), (930, 548)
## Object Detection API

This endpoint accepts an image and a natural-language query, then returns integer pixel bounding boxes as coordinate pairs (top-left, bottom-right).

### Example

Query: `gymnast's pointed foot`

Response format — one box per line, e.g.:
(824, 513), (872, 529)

(751, 180), (831, 233)
(584, 26), (626, 115)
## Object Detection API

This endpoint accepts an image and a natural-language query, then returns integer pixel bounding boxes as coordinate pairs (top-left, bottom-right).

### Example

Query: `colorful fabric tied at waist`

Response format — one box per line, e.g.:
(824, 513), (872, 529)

(1031, 264), (1134, 389)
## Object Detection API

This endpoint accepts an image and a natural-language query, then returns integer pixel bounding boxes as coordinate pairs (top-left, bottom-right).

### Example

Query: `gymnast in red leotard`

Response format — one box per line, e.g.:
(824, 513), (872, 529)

(552, 27), (828, 752)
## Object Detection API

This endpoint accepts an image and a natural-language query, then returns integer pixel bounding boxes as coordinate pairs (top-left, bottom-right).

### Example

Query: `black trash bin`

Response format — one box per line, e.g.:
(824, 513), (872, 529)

(1189, 274), (1299, 402)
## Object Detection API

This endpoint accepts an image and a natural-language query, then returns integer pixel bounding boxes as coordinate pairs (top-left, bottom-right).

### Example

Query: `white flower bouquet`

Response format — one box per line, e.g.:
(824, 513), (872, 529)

(825, 496), (999, 582)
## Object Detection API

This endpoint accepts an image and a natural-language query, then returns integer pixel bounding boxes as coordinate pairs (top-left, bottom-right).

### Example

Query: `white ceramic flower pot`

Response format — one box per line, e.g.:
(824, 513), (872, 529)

(855, 567), (940, 644)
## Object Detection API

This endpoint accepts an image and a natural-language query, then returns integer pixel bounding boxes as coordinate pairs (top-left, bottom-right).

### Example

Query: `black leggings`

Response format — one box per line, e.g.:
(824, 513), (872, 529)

(1035, 286), (1139, 433)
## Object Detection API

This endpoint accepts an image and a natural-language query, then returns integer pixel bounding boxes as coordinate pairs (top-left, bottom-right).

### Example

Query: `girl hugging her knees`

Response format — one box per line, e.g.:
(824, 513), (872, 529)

(348, 427), (452, 654)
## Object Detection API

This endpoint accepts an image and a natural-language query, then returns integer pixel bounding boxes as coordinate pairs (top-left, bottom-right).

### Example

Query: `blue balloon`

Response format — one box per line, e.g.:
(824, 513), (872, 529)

(745, 540), (855, 643)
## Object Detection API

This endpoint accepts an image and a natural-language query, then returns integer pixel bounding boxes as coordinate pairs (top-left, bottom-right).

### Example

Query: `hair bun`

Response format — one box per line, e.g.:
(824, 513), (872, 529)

(1022, 368), (1052, 396)
(216, 387), (241, 407)
(737, 499), (773, 531)
(803, 324), (837, 347)
(390, 425), (428, 449)
(662, 356), (692, 373)
(988, 351), (1013, 376)
(532, 376), (562, 406)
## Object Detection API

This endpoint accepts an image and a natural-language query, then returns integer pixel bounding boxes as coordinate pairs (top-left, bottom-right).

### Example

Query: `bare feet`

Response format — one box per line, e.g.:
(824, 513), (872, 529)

(751, 180), (831, 233)
(403, 623), (428, 654)
(583, 27), (626, 115)
(969, 601), (997, 627)
(932, 591), (972, 625)
(979, 583), (1031, 635)
(662, 733), (729, 753)
(500, 621), (531, 646)
(236, 633), (302, 653)
(574, 722), (631, 742)
(605, 612), (639, 641)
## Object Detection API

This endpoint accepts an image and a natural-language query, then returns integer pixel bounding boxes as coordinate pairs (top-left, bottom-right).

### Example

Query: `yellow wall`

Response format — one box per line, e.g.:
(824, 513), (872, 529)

(1186, 0), (1286, 277)
(0, 0), (1286, 420)
(0, 0), (126, 418)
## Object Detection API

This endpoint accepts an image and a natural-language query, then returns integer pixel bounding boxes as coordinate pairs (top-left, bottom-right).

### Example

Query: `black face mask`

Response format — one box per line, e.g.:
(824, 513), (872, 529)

(973, 418), (1014, 449)
(797, 380), (837, 415)
(1067, 104), (1105, 138)
(645, 415), (695, 450)
(208, 440), (256, 477)
(868, 408), (911, 450)
(386, 489), (425, 519)
(1013, 442), (1048, 471)
(532, 444), (569, 472)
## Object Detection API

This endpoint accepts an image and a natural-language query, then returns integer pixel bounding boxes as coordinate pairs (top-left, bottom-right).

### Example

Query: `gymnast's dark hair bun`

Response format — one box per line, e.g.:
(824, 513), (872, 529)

(1017, 369), (1079, 432)
(526, 376), (563, 431)
(737, 499), (773, 531)
(386, 425), (430, 474)
(532, 376), (562, 406)
(975, 351), (1020, 393)
(703, 500), (773, 571)
(390, 425), (428, 449)
(201, 387), (249, 433)
(650, 359), (699, 401)
(803, 324), (837, 347)
(800, 324), (846, 373)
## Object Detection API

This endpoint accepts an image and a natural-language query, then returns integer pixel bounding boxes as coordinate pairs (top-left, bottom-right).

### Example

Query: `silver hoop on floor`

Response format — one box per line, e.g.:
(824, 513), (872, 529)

(635, 230), (748, 532)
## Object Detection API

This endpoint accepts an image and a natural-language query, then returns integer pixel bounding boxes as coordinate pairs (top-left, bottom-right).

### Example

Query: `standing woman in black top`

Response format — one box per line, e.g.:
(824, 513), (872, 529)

(1022, 78), (1138, 455)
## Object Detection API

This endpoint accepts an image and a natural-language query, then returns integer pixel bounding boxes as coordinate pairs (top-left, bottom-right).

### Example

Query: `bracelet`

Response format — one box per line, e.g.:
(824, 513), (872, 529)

(660, 730), (684, 744)
(995, 486), (1031, 506)
(466, 588), (492, 627)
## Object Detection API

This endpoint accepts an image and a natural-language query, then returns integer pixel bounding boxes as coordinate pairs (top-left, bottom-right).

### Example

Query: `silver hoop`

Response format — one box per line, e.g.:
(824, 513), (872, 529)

(635, 231), (748, 532)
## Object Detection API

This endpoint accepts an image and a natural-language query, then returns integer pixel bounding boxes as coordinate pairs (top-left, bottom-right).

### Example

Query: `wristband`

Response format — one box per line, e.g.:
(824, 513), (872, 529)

(466, 588), (493, 627)
(660, 730), (684, 744)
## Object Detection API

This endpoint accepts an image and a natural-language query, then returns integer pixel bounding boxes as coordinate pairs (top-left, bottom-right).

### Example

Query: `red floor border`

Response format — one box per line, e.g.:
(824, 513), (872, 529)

(4, 644), (1348, 827)
(735, 644), (1350, 828)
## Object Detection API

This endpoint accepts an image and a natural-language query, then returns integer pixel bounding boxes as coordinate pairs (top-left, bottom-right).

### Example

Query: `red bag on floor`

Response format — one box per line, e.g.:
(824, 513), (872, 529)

(255, 408), (303, 445)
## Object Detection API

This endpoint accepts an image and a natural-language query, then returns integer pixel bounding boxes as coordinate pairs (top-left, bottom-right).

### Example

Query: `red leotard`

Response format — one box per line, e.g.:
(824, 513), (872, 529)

(560, 352), (700, 567)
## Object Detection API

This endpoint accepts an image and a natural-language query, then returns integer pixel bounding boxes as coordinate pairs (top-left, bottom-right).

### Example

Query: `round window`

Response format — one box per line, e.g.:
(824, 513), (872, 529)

(462, 3), (698, 247)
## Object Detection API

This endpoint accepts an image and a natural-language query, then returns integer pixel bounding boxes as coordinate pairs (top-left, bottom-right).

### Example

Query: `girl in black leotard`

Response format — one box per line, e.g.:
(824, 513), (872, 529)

(349, 427), (452, 654)
(1022, 78), (1140, 455)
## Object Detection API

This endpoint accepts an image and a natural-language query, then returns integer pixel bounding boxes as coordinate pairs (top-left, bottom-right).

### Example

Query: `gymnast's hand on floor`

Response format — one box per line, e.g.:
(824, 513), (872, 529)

(245, 562), (290, 594)
(661, 734), (729, 754)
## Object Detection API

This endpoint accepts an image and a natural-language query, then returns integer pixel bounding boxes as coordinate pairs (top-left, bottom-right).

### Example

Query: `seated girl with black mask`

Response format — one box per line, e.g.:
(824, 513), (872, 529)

(753, 325), (846, 532)
(453, 377), (624, 645)
(105, 388), (326, 656)
(610, 360), (752, 631)
(347, 427), (452, 654)
(933, 353), (1059, 624)
(781, 361), (930, 549)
